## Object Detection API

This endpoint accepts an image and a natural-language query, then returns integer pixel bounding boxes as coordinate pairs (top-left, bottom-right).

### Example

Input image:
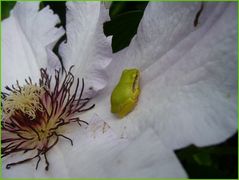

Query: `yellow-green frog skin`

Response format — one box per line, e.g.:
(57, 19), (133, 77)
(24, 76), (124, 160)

(110, 69), (140, 118)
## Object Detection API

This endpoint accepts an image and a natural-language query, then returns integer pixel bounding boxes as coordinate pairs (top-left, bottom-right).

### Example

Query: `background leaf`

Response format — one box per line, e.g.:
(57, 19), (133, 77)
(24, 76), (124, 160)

(1, 1), (16, 20)
(104, 10), (144, 53)
(175, 133), (238, 178)
(104, 1), (148, 53)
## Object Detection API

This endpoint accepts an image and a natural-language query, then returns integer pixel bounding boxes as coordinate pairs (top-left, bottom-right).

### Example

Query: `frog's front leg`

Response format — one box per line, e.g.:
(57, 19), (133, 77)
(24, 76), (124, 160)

(116, 96), (140, 118)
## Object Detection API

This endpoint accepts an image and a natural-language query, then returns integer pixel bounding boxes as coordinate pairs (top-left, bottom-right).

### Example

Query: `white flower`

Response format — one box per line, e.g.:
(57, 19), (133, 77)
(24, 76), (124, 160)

(2, 2), (187, 178)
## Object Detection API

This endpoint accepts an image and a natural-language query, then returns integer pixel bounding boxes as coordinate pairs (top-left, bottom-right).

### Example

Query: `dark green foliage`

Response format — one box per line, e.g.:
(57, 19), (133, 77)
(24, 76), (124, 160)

(175, 133), (238, 178)
(1, 1), (16, 20)
(104, 10), (144, 53)
(104, 2), (148, 53)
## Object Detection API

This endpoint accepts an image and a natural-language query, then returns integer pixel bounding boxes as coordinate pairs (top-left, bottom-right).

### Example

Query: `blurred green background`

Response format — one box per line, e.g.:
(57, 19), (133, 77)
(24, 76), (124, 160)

(1, 1), (238, 178)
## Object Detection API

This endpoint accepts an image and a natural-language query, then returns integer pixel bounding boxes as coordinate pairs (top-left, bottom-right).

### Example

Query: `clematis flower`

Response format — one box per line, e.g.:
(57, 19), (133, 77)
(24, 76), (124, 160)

(1, 1), (237, 178)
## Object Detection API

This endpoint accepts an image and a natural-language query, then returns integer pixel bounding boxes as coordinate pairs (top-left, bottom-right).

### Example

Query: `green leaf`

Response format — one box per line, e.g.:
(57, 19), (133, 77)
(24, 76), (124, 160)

(109, 2), (126, 18)
(185, 164), (230, 178)
(104, 2), (148, 53)
(193, 152), (212, 166)
(175, 132), (238, 178)
(109, 1), (148, 18)
(104, 11), (144, 53)
(1, 1), (16, 21)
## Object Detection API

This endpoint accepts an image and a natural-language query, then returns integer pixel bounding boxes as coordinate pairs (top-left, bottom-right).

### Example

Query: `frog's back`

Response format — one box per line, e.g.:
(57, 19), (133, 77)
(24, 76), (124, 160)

(111, 83), (133, 113)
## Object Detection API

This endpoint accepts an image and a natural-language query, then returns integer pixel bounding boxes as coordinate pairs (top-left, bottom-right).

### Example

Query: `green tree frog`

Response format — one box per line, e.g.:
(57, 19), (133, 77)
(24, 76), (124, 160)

(111, 68), (140, 118)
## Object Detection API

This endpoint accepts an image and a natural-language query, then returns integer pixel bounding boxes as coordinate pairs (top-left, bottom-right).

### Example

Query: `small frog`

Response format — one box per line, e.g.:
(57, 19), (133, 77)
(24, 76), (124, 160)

(111, 68), (140, 118)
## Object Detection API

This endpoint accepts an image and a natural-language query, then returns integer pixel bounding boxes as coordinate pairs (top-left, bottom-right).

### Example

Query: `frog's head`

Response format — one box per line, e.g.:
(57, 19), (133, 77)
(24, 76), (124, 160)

(120, 68), (140, 84)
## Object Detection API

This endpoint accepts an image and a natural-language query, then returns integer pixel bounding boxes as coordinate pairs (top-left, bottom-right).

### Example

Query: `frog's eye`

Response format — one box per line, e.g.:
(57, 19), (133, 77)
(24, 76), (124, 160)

(132, 74), (139, 92)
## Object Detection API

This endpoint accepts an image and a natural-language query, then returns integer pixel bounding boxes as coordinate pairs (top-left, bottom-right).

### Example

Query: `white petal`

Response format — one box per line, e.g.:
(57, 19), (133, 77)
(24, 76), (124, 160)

(2, 2), (64, 87)
(59, 2), (112, 97)
(90, 2), (237, 149)
(141, 2), (237, 149)
(2, 116), (187, 178)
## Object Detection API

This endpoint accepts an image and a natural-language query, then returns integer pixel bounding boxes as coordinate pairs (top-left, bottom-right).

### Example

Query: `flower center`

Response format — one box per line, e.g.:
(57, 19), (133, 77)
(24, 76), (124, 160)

(2, 67), (95, 171)
(3, 84), (44, 120)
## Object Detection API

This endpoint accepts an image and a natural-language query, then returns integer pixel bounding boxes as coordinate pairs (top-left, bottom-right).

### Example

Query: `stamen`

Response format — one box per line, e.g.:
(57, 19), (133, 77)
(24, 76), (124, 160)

(3, 85), (44, 120)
